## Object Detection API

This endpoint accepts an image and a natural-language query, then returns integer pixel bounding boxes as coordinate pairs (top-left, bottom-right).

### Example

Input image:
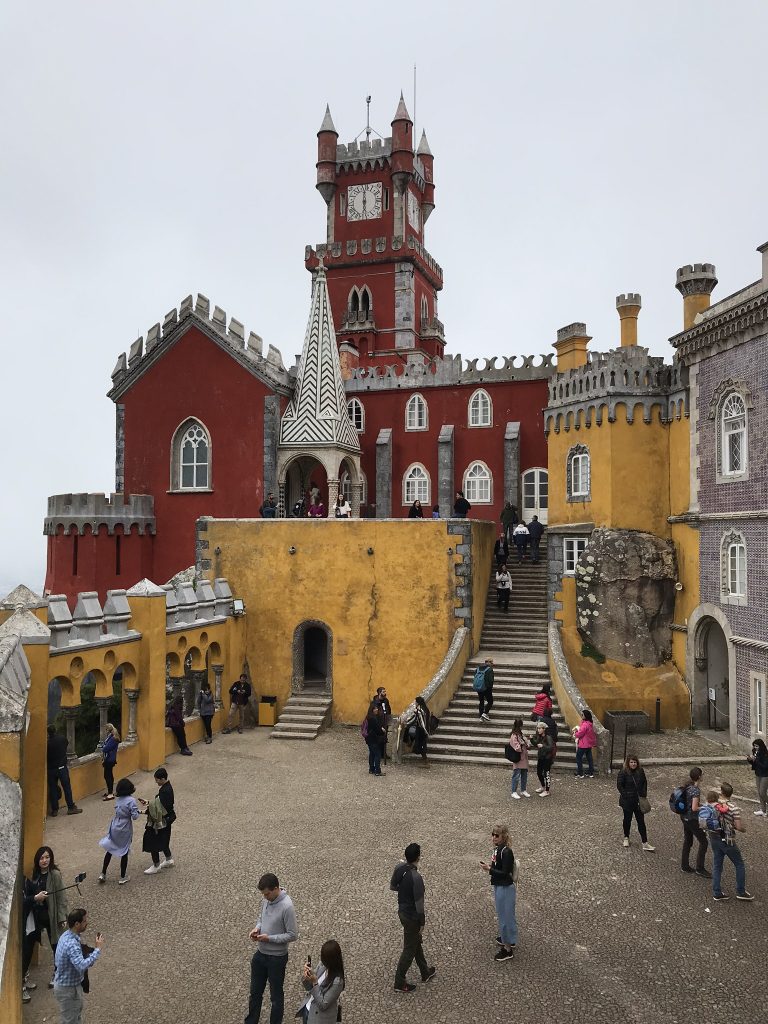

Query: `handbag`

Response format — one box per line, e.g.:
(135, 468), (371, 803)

(638, 796), (652, 815)
(504, 743), (521, 763)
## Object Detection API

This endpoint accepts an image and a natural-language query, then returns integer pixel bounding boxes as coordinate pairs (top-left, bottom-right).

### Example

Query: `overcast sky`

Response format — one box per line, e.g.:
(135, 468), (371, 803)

(2, 1), (767, 596)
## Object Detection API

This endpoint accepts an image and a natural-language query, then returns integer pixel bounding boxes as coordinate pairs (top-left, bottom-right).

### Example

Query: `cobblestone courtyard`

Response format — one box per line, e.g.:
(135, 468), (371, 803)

(25, 728), (765, 1024)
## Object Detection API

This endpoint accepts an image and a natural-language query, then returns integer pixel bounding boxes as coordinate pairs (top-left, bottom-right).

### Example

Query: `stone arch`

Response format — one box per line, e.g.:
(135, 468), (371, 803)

(291, 619), (333, 696)
(686, 604), (736, 739)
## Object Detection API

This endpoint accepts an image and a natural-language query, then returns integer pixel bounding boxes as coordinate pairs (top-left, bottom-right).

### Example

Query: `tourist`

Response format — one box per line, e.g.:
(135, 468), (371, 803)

(508, 719), (531, 799)
(477, 658), (495, 721)
(143, 767), (176, 874)
(308, 497), (326, 518)
(413, 696), (430, 764)
(309, 481), (321, 506)
(245, 872), (299, 1024)
(334, 493), (351, 518)
(373, 686), (392, 763)
(616, 754), (655, 851)
(101, 723), (119, 800)
(408, 499), (424, 518)
(531, 683), (553, 721)
(98, 777), (147, 885)
(527, 515), (544, 564)
(500, 501), (518, 546)
(494, 530), (509, 569)
(572, 709), (597, 778)
(222, 672), (252, 735)
(46, 726), (82, 816)
(52, 909), (103, 1024)
(365, 703), (386, 776)
(391, 843), (436, 993)
(512, 521), (529, 563)
(431, 503), (440, 519)
(531, 721), (554, 798)
(260, 492), (277, 518)
(679, 766), (710, 877)
(698, 785), (754, 901)
(539, 707), (559, 764)
(165, 696), (192, 755)
(28, 846), (68, 989)
(299, 939), (345, 1023)
(747, 738), (768, 816)
(21, 873), (47, 1002)
(495, 563), (512, 612)
(453, 490), (471, 517)
(196, 680), (216, 743)
(480, 823), (517, 962)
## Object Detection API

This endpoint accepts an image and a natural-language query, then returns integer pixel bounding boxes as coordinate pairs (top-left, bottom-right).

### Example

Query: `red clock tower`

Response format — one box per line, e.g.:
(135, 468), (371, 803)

(305, 95), (444, 371)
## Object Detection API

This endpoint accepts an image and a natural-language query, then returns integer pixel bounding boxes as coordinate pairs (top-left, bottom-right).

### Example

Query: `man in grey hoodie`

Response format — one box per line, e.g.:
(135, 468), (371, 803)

(245, 873), (298, 1024)
(390, 843), (436, 993)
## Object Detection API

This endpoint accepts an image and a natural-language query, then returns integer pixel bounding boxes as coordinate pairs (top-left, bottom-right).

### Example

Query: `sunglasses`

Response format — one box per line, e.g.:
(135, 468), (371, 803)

(491, 831), (500, 837)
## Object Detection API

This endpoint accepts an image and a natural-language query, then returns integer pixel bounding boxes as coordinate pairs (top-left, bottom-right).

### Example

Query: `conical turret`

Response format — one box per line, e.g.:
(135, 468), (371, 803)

(391, 92), (414, 194)
(417, 130), (435, 223)
(316, 104), (339, 205)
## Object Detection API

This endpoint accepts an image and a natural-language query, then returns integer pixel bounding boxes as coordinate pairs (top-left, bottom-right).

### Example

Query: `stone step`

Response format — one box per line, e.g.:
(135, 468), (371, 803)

(270, 693), (332, 740)
(270, 727), (321, 741)
(417, 752), (577, 768)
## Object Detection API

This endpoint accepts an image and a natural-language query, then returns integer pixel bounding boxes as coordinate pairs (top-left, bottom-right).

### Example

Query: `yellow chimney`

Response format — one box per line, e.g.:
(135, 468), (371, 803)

(616, 293), (641, 347)
(675, 264), (718, 330)
(553, 323), (591, 371)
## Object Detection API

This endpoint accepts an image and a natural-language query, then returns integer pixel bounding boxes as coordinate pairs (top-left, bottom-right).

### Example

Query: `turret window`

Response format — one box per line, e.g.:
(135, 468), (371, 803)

(403, 464), (430, 505)
(468, 388), (492, 428)
(171, 418), (212, 491)
(405, 393), (428, 431)
(567, 444), (590, 501)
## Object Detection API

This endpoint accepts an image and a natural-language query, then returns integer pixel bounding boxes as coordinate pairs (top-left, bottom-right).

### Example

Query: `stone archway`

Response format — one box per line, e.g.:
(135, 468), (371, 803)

(687, 604), (735, 734)
(291, 620), (333, 695)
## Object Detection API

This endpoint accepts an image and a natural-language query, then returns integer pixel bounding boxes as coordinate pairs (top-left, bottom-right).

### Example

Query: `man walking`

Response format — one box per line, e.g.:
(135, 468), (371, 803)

(47, 727), (82, 817)
(391, 843), (436, 993)
(512, 521), (530, 564)
(223, 672), (252, 734)
(477, 658), (495, 722)
(699, 784), (754, 901)
(500, 501), (518, 546)
(53, 909), (103, 1023)
(245, 873), (298, 1024)
(679, 766), (710, 878)
(527, 515), (545, 564)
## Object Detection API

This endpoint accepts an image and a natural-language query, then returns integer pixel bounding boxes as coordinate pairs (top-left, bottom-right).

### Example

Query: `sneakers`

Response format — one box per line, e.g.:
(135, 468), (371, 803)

(622, 838), (630, 848)
(511, 792), (521, 799)
(521, 791), (531, 798)
(712, 893), (730, 901)
(494, 948), (514, 962)
(22, 987), (31, 1004)
(237, 727), (243, 734)
(222, 728), (232, 735)
(736, 891), (755, 901)
(144, 863), (162, 875)
(181, 748), (193, 756)
(642, 842), (656, 852)
(681, 866), (695, 874)
(574, 773), (584, 779)
(754, 810), (765, 816)
(422, 967), (436, 982)
(102, 793), (115, 801)
(67, 806), (83, 815)
(161, 858), (175, 869)
(48, 977), (55, 989)
(481, 713), (490, 721)
(394, 982), (417, 993)
(586, 774), (595, 779)
(24, 975), (36, 991)
(539, 790), (550, 798)
(695, 869), (713, 879)
(118, 877), (130, 885)
(535, 787), (544, 794)
(98, 873), (106, 883)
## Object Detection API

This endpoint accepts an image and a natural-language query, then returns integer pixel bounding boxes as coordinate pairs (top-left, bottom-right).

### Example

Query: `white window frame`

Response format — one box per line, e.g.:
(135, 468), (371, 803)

(403, 463), (430, 505)
(405, 393), (428, 431)
(720, 392), (747, 477)
(347, 398), (365, 433)
(726, 539), (746, 600)
(569, 451), (590, 499)
(468, 388), (492, 428)
(563, 536), (588, 575)
(170, 418), (212, 492)
(752, 672), (766, 736)
(340, 469), (366, 506)
(463, 461), (492, 503)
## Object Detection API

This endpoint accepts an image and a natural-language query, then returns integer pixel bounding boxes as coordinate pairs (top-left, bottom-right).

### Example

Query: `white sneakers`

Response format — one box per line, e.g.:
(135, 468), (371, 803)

(754, 810), (765, 816)
(160, 858), (175, 869)
(118, 877), (130, 885)
(642, 842), (656, 852)
(521, 791), (531, 798)
(97, 873), (106, 884)
(481, 713), (490, 721)
(623, 837), (630, 848)
(144, 863), (162, 875)
(511, 792), (521, 800)
(539, 791), (550, 798)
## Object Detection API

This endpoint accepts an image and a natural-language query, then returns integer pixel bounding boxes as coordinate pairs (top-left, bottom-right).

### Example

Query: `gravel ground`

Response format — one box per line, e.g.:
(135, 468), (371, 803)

(24, 727), (766, 1024)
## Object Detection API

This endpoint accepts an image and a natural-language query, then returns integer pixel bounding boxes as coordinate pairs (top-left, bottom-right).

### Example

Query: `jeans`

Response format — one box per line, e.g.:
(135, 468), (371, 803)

(514, 541), (528, 563)
(682, 819), (708, 871)
(54, 984), (83, 1024)
(478, 690), (494, 716)
(711, 835), (746, 896)
(496, 588), (510, 611)
(511, 767), (528, 793)
(395, 913), (429, 986)
(103, 762), (115, 795)
(757, 775), (768, 814)
(494, 884), (518, 946)
(530, 537), (541, 562)
(48, 766), (76, 812)
(202, 715), (213, 739)
(575, 748), (594, 775)
(228, 704), (246, 730)
(245, 950), (288, 1024)
(367, 738), (382, 775)
(622, 806), (648, 842)
(171, 725), (188, 751)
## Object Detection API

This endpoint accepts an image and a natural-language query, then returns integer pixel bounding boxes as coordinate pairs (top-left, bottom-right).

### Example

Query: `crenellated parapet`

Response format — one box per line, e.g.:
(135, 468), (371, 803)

(107, 293), (291, 401)
(544, 346), (689, 435)
(306, 234), (443, 288)
(44, 493), (156, 537)
(344, 351), (554, 393)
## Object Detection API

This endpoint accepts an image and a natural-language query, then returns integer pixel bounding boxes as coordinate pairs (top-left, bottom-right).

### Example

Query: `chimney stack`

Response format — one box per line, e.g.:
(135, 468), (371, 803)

(675, 264), (718, 330)
(758, 241), (768, 286)
(616, 293), (641, 347)
(554, 323), (591, 372)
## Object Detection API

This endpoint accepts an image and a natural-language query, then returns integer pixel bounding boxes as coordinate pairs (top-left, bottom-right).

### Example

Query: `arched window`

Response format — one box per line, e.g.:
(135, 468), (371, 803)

(567, 444), (590, 501)
(463, 461), (492, 503)
(348, 287), (360, 314)
(405, 393), (428, 431)
(347, 398), (365, 432)
(403, 464), (430, 505)
(171, 419), (211, 491)
(420, 294), (429, 323)
(468, 388), (492, 427)
(721, 531), (747, 603)
(720, 392), (747, 477)
(361, 287), (372, 317)
(341, 469), (366, 505)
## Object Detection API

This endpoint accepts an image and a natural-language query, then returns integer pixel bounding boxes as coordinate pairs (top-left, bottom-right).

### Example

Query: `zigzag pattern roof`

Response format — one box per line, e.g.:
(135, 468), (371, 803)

(280, 264), (361, 453)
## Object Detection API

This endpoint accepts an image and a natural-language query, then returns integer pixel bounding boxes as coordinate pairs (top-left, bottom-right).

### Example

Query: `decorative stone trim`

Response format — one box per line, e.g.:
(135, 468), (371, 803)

(730, 635), (768, 651)
(291, 620), (333, 696)
(720, 530), (747, 607)
(566, 444), (591, 503)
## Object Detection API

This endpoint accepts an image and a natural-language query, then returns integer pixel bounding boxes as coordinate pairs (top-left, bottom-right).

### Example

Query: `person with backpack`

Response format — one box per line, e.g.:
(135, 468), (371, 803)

(698, 785), (754, 901)
(500, 501), (518, 546)
(675, 767), (710, 877)
(474, 658), (494, 721)
(572, 709), (597, 778)
(480, 823), (517, 962)
(616, 755), (655, 851)
(508, 720), (531, 799)
(391, 843), (436, 993)
(364, 703), (386, 776)
(746, 738), (768, 816)
(530, 721), (554, 798)
(495, 563), (512, 612)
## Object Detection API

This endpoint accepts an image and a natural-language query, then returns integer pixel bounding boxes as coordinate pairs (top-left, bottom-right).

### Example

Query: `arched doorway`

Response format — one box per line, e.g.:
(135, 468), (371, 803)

(522, 468), (548, 524)
(693, 617), (730, 730)
(291, 620), (333, 695)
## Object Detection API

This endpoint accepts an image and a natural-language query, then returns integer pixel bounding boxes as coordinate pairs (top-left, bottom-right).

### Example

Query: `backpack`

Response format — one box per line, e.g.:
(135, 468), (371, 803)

(473, 666), (489, 693)
(360, 717), (369, 739)
(669, 785), (689, 816)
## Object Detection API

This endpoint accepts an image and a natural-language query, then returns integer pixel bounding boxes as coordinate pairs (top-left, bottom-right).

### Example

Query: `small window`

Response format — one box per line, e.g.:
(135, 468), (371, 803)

(563, 537), (588, 575)
(754, 673), (765, 736)
(405, 393), (428, 431)
(468, 388), (492, 427)
(727, 541), (746, 598)
(339, 193), (346, 217)
(721, 392), (747, 476)
(567, 444), (590, 501)
(403, 464), (430, 505)
(463, 461), (492, 503)
(171, 418), (211, 491)
(420, 294), (429, 323)
(347, 398), (365, 432)
(348, 287), (360, 314)
(361, 287), (372, 317)
(383, 188), (390, 211)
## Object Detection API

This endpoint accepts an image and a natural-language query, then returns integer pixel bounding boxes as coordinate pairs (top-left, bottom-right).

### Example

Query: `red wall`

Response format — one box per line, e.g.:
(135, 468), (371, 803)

(46, 524), (154, 607)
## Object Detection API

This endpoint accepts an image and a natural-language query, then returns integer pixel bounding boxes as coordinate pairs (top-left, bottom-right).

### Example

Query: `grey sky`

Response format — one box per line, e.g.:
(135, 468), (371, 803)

(2, 1), (766, 595)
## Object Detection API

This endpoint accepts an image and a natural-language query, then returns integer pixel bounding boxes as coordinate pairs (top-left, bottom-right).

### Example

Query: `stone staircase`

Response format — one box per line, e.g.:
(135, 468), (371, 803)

(428, 557), (577, 768)
(270, 692), (332, 741)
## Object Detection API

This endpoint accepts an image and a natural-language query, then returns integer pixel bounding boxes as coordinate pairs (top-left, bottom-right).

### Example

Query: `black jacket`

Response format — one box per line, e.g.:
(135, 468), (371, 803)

(528, 520), (544, 541)
(617, 768), (647, 809)
(229, 681), (252, 705)
(453, 497), (471, 516)
(489, 844), (515, 887)
(390, 862), (425, 924)
(47, 734), (68, 770)
(749, 748), (768, 778)
(366, 714), (386, 744)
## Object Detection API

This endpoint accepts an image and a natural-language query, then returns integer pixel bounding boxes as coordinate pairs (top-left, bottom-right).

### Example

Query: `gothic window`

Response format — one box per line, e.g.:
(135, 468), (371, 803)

(361, 287), (372, 317)
(348, 287), (360, 314)
(403, 464), (430, 505)
(720, 392), (747, 477)
(463, 461), (492, 503)
(405, 393), (428, 431)
(171, 419), (211, 491)
(420, 294), (429, 323)
(563, 537), (588, 575)
(339, 193), (346, 217)
(468, 388), (492, 427)
(567, 444), (590, 501)
(347, 398), (365, 433)
(721, 531), (747, 604)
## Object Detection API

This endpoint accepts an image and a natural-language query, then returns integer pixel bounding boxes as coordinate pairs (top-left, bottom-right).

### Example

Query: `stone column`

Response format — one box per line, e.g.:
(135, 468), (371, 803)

(263, 396), (279, 501)
(327, 478), (340, 515)
(438, 424), (454, 518)
(125, 689), (139, 742)
(95, 697), (111, 751)
(351, 481), (362, 518)
(375, 428), (392, 518)
(169, 676), (184, 705)
(63, 707), (79, 764)
(187, 670), (207, 716)
(504, 422), (521, 513)
(278, 481), (287, 519)
(212, 664), (224, 710)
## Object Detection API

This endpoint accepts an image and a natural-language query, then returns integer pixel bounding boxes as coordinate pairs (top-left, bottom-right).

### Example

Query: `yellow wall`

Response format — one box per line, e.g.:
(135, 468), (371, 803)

(470, 524), (494, 653)
(0, 734), (21, 781)
(202, 519), (492, 723)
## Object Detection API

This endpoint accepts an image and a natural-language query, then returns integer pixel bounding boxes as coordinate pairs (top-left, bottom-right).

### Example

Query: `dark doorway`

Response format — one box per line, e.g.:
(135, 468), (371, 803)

(303, 627), (328, 688)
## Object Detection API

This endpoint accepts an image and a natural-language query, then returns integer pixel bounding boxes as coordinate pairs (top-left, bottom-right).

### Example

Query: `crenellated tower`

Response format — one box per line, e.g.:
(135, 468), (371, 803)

(305, 94), (444, 371)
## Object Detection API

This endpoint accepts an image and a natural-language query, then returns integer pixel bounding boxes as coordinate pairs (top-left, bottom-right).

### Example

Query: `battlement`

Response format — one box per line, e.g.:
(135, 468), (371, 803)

(306, 234), (443, 288)
(556, 323), (588, 342)
(616, 293), (641, 308)
(675, 263), (718, 296)
(108, 293), (291, 399)
(44, 493), (156, 536)
(336, 136), (392, 168)
(344, 351), (554, 393)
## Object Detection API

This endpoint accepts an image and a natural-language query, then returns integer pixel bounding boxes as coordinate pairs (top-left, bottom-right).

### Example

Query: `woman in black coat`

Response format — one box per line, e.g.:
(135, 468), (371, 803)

(365, 705), (386, 777)
(616, 755), (655, 852)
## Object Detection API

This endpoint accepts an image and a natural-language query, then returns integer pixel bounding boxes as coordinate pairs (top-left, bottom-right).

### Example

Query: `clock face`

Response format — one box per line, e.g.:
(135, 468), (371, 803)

(347, 182), (382, 221)
(407, 190), (420, 230)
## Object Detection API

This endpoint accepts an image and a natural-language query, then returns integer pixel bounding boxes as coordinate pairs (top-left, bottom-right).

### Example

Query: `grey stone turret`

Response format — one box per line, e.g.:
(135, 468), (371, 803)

(675, 263), (718, 297)
(616, 293), (641, 309)
(417, 130), (433, 157)
(44, 493), (155, 537)
(318, 105), (337, 134)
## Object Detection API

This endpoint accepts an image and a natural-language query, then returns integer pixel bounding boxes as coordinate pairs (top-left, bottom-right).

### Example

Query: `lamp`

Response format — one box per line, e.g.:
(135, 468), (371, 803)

(232, 599), (245, 616)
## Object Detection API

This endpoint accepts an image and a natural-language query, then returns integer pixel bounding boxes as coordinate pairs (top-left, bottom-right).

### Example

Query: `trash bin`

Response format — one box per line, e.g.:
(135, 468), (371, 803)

(259, 695), (277, 727)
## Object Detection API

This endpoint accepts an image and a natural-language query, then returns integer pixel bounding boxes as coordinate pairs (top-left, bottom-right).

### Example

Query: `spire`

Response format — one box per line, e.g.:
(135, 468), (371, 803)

(417, 130), (432, 157)
(279, 265), (361, 453)
(318, 104), (337, 135)
(392, 91), (412, 123)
